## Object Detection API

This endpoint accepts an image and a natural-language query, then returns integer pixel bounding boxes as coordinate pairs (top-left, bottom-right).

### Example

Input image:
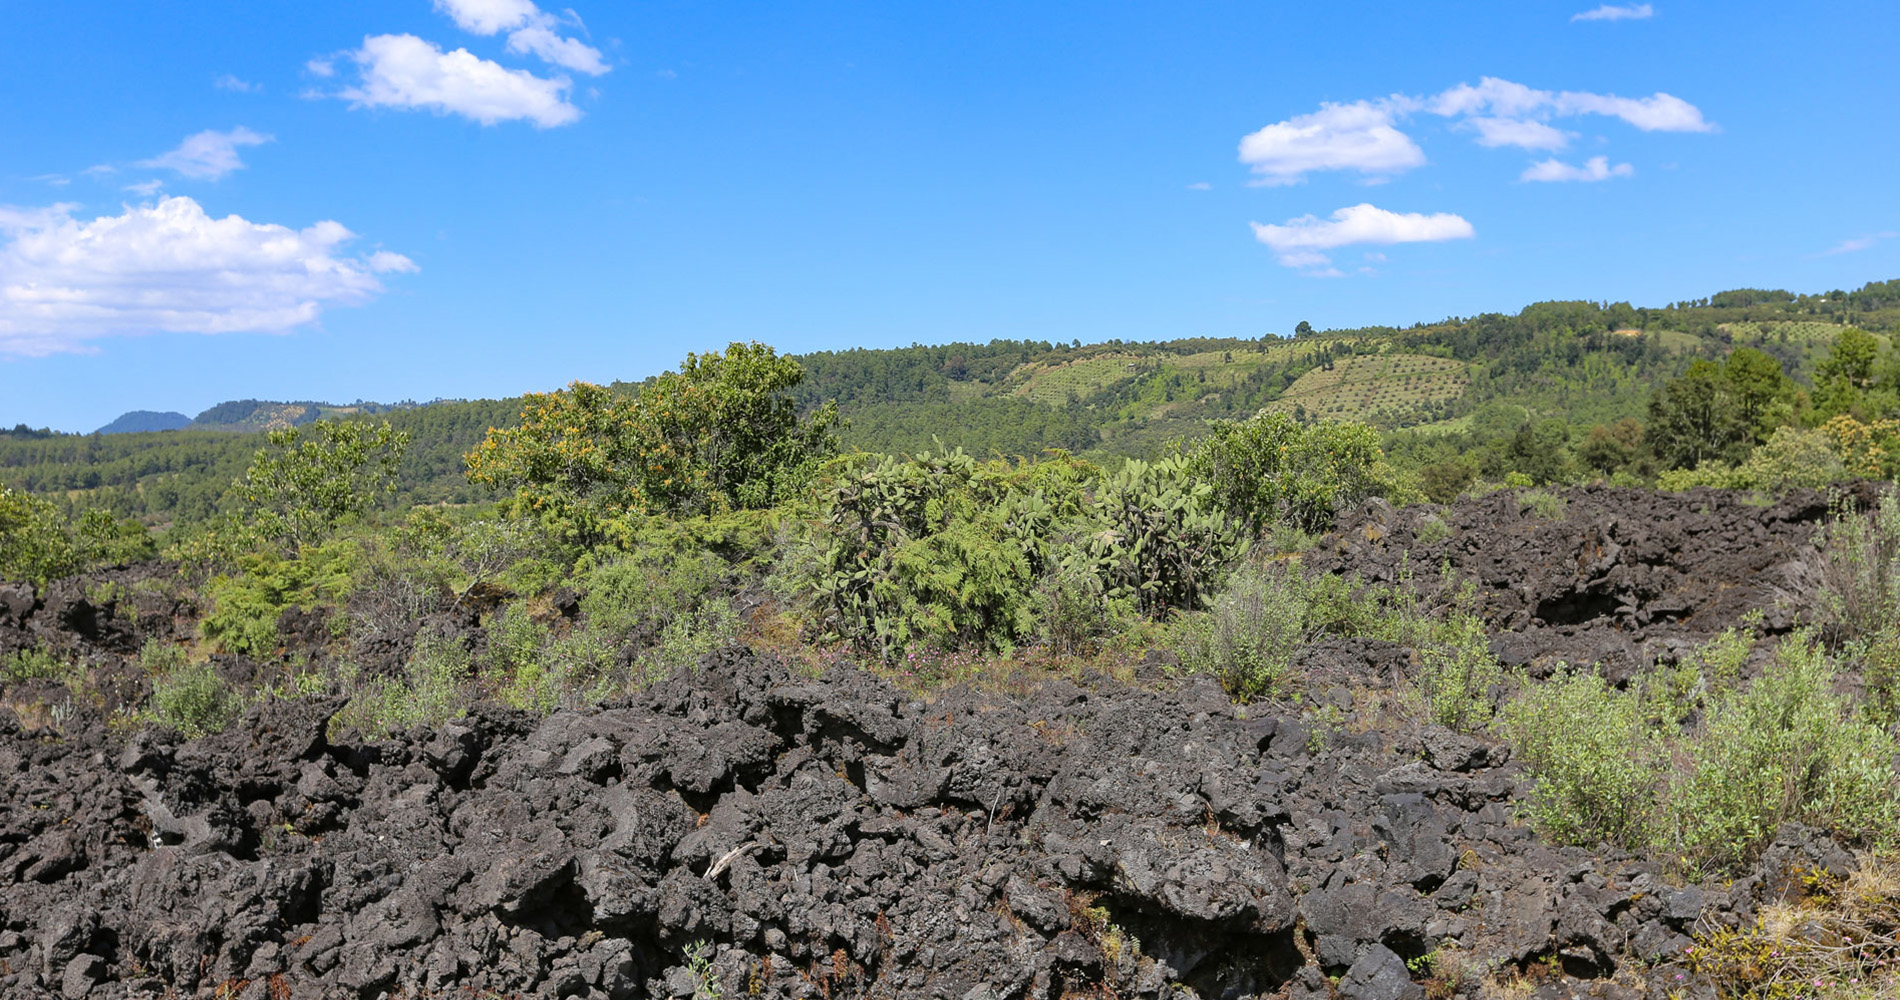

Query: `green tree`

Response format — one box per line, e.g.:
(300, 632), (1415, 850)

(1817, 328), (1880, 390)
(0, 487), (153, 584)
(1417, 460), (1477, 504)
(1648, 360), (1749, 470)
(1486, 419), (1573, 485)
(468, 343), (838, 535)
(240, 420), (408, 549)
(1736, 427), (1845, 492)
(1720, 347), (1791, 441)
(1814, 327), (1886, 418)
(1183, 411), (1403, 533)
(624, 342), (840, 513)
(1580, 419), (1644, 476)
(0, 487), (82, 583)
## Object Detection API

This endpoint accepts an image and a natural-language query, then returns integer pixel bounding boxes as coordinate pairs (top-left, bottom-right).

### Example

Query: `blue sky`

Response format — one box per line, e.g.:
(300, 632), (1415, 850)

(2, 0), (1896, 432)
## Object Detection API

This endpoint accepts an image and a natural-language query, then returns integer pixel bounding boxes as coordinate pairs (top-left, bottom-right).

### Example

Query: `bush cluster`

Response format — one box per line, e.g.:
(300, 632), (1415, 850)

(1500, 630), (1899, 875)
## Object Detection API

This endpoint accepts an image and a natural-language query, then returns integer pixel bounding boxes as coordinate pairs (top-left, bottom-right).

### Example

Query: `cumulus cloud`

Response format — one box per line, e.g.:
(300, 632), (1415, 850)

(1520, 156), (1635, 182)
(337, 34), (581, 127)
(1462, 116), (1574, 151)
(1573, 4), (1655, 21)
(434, 0), (540, 34)
(136, 127), (273, 180)
(1238, 102), (1426, 186)
(1250, 203), (1475, 272)
(1240, 77), (1710, 184)
(434, 0), (609, 75)
(0, 196), (414, 356)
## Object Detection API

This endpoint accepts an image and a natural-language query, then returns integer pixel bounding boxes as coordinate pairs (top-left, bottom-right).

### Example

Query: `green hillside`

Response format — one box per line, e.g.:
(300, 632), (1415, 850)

(6, 277), (1900, 526)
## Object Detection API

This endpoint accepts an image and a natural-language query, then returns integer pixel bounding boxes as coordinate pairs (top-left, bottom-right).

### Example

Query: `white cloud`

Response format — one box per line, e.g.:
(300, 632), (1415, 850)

(306, 57), (336, 78)
(137, 127), (273, 180)
(1520, 156), (1635, 182)
(123, 180), (165, 196)
(214, 74), (259, 93)
(1241, 77), (1709, 184)
(1572, 4), (1655, 22)
(337, 34), (581, 127)
(434, 0), (609, 75)
(1464, 116), (1573, 150)
(1423, 78), (1548, 119)
(505, 24), (609, 75)
(1238, 102), (1426, 186)
(0, 196), (414, 356)
(1425, 77), (1711, 133)
(1552, 90), (1711, 132)
(1250, 203), (1475, 272)
(435, 0), (539, 34)
(1186, 182), (1211, 191)
(1821, 232), (1898, 256)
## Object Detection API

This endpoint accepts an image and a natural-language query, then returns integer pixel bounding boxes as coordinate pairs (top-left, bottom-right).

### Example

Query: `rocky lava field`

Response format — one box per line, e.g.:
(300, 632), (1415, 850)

(0, 487), (1868, 999)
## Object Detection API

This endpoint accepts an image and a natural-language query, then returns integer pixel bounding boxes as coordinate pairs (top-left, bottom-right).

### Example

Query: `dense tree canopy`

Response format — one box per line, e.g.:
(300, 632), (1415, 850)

(467, 343), (838, 537)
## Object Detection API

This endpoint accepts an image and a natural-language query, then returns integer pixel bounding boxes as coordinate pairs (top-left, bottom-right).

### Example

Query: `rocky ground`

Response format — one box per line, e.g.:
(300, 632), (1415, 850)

(0, 486), (1868, 999)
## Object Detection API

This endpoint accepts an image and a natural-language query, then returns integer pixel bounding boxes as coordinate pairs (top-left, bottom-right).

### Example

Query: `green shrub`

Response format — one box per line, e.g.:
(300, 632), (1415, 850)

(1517, 489), (1567, 521)
(138, 638), (187, 676)
(1077, 456), (1247, 618)
(1657, 428), (1849, 494)
(582, 549), (722, 642)
(1417, 461), (1477, 505)
(1265, 520), (1319, 555)
(201, 572), (286, 657)
(1742, 426), (1847, 492)
(1667, 634), (1899, 874)
(1818, 483), (1900, 722)
(1183, 411), (1410, 533)
(151, 661), (240, 738)
(1032, 564), (1134, 657)
(1498, 667), (1662, 850)
(1415, 515), (1452, 545)
(465, 344), (838, 534)
(1500, 631), (1900, 876)
(1170, 565), (1311, 701)
(544, 625), (618, 702)
(333, 632), (469, 736)
(1, 647), (75, 685)
(798, 449), (1093, 658)
(1657, 463), (1750, 491)
(483, 601), (558, 713)
(638, 598), (742, 681)
(0, 488), (153, 585)
(1416, 613), (1501, 732)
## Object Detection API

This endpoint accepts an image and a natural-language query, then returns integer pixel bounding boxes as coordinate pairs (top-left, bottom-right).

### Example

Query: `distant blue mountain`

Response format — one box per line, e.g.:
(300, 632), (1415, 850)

(96, 410), (191, 434)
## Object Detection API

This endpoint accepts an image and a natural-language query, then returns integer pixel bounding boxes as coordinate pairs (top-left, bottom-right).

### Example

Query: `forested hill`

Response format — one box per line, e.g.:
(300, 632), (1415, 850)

(5, 278), (1898, 524)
